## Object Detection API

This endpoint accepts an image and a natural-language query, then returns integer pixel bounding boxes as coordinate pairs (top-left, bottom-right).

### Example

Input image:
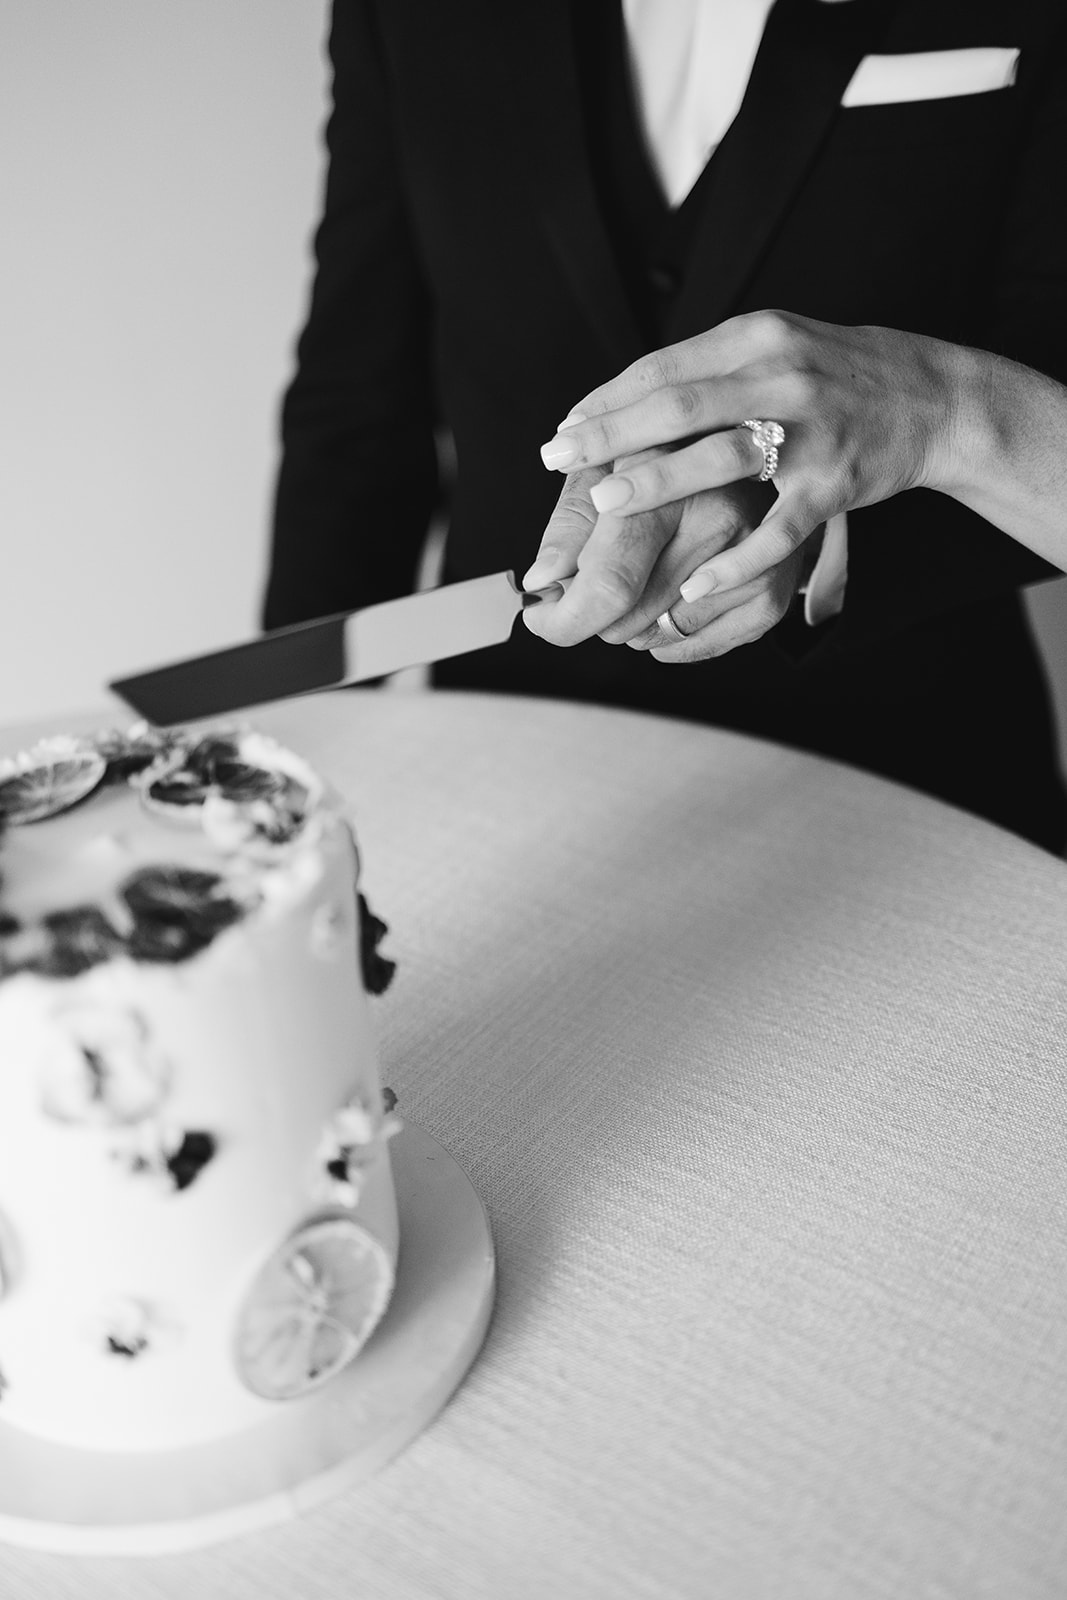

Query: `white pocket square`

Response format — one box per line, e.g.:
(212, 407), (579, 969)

(842, 47), (1020, 108)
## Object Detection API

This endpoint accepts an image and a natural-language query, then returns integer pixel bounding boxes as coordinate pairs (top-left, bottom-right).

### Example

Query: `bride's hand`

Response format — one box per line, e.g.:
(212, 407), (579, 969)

(536, 310), (962, 600)
(521, 468), (804, 660)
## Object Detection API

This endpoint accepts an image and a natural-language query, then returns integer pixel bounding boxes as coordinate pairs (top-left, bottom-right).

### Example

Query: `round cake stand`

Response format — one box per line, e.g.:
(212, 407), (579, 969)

(0, 1123), (495, 1554)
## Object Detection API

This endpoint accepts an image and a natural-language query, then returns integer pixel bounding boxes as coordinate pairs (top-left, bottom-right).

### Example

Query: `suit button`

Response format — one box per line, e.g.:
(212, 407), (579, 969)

(647, 264), (681, 295)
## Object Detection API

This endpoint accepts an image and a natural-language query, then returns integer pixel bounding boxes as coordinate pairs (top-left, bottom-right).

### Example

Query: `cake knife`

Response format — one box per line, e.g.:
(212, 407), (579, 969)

(109, 570), (568, 726)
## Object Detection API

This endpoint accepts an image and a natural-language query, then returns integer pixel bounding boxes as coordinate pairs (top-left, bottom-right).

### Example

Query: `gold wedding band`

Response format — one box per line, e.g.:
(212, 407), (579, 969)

(741, 419), (786, 483)
(656, 606), (689, 643)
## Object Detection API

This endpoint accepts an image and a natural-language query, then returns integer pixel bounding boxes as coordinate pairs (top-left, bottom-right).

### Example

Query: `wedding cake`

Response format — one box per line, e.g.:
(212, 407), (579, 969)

(0, 724), (399, 1453)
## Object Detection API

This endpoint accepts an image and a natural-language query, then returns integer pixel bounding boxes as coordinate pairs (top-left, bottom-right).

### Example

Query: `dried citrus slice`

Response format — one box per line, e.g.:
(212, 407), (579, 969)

(0, 738), (106, 824)
(234, 1218), (393, 1400)
(134, 745), (211, 826)
(135, 730), (321, 844)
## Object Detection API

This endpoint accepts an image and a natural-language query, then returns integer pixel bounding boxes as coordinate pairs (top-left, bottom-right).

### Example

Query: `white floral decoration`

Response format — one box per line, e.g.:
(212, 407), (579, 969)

(92, 1295), (179, 1359)
(313, 1093), (402, 1206)
(37, 1005), (171, 1126)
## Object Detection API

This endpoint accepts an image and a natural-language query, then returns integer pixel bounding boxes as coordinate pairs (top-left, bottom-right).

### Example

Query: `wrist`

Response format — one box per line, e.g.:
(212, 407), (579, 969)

(919, 337), (989, 497)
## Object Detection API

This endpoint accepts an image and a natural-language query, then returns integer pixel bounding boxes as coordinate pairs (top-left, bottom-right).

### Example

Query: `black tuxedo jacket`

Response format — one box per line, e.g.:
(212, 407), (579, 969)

(266, 0), (1067, 848)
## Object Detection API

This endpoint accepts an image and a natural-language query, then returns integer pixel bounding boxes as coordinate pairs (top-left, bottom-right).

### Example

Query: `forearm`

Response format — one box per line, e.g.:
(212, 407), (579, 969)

(931, 346), (1067, 573)
(266, 415), (438, 628)
(263, 0), (438, 630)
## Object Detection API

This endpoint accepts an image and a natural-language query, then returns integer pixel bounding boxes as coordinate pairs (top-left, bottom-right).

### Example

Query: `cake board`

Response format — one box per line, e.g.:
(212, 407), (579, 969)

(0, 1122), (495, 1554)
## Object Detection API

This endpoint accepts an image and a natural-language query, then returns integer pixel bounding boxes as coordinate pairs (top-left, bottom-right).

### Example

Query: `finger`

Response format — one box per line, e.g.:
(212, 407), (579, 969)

(539, 372), (774, 474)
(524, 501), (681, 646)
(623, 572), (764, 650)
(555, 311), (802, 425)
(521, 466), (607, 589)
(588, 428), (766, 515)
(647, 552), (807, 663)
(648, 590), (790, 662)
(596, 479), (773, 644)
(611, 445), (666, 473)
(677, 492), (829, 599)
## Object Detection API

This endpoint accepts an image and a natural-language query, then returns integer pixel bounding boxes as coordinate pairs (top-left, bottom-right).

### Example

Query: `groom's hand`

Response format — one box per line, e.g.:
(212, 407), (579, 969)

(522, 471), (799, 660)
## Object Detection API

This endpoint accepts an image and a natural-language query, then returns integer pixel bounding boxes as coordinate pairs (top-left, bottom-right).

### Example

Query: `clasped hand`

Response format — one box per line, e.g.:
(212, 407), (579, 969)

(523, 310), (958, 657)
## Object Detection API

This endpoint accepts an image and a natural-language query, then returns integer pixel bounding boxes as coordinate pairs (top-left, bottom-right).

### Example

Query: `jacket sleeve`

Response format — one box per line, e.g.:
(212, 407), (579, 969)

(831, 22), (1067, 655)
(262, 0), (438, 631)
(986, 19), (1067, 387)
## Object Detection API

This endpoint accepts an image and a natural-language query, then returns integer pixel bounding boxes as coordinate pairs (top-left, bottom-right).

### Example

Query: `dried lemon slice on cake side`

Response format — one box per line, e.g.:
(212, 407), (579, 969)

(234, 1219), (394, 1400)
(0, 738), (106, 824)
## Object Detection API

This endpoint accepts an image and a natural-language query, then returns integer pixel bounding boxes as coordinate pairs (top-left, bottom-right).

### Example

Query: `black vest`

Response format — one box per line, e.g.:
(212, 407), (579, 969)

(572, 0), (722, 345)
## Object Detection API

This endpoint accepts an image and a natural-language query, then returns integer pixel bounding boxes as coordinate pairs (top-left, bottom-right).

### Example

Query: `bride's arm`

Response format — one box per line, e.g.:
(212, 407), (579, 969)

(941, 350), (1067, 571)
(530, 315), (1067, 626)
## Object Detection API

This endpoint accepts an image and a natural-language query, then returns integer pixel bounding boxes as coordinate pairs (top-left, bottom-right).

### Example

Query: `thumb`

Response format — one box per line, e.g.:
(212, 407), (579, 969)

(521, 465), (607, 588)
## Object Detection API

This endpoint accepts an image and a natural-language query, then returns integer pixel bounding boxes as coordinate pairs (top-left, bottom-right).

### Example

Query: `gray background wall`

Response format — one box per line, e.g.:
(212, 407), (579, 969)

(0, 0), (331, 727)
(3, 1), (1066, 772)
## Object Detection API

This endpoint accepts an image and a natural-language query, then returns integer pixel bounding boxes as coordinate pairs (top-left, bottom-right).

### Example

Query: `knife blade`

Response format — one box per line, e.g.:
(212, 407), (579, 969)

(108, 569), (566, 726)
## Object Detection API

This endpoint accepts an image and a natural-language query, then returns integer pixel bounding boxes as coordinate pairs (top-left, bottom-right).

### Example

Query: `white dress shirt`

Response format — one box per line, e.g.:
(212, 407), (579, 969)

(622, 0), (848, 624)
(622, 0), (776, 207)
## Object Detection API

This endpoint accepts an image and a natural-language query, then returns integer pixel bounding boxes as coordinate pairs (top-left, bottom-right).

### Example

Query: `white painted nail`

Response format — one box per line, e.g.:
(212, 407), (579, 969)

(679, 570), (717, 602)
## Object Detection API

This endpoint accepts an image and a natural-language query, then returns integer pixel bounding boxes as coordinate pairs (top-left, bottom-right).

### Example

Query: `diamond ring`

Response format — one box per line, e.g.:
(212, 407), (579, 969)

(741, 419), (785, 483)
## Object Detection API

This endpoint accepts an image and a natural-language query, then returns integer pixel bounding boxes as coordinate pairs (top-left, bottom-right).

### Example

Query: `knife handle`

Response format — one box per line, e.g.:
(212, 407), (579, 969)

(520, 577), (572, 606)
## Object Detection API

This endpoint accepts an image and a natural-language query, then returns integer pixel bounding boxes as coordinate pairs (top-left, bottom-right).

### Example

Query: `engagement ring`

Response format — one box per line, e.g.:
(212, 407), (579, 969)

(741, 419), (785, 483)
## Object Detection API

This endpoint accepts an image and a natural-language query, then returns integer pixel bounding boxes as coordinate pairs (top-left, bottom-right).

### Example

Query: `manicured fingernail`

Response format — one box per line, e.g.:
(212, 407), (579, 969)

(556, 411), (587, 431)
(590, 477), (634, 514)
(680, 570), (717, 602)
(540, 435), (580, 470)
(522, 547), (563, 588)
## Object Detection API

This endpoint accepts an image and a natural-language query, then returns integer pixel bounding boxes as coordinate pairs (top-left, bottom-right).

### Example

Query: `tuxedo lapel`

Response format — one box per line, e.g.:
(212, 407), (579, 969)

(497, 0), (644, 367)
(668, 0), (898, 339)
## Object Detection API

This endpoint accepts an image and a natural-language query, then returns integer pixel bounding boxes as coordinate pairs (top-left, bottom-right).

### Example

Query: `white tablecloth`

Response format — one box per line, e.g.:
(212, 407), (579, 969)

(3, 689), (1067, 1599)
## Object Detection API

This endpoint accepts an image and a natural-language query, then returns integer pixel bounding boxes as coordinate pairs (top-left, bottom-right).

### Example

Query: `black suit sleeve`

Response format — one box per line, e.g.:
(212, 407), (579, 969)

(830, 24), (1067, 655)
(987, 20), (1067, 386)
(262, 0), (438, 631)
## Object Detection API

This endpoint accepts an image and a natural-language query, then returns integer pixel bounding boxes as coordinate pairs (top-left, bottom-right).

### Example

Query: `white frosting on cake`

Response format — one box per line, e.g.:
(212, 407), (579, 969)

(0, 727), (399, 1452)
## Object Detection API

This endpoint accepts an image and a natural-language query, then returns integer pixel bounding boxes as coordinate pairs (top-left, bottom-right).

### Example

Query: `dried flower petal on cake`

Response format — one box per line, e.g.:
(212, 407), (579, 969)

(201, 794), (295, 854)
(234, 1218), (393, 1400)
(38, 1005), (171, 1125)
(35, 905), (124, 978)
(94, 723), (180, 783)
(314, 1092), (401, 1205)
(0, 915), (47, 981)
(93, 1296), (178, 1360)
(104, 1301), (151, 1358)
(112, 1122), (218, 1192)
(197, 737), (289, 804)
(135, 745), (212, 820)
(233, 732), (322, 805)
(213, 731), (320, 845)
(111, 1118), (179, 1182)
(200, 736), (322, 852)
(0, 738), (106, 826)
(165, 1130), (219, 1191)
(357, 893), (396, 994)
(122, 866), (245, 963)
(135, 729), (322, 849)
(0, 923), (56, 983)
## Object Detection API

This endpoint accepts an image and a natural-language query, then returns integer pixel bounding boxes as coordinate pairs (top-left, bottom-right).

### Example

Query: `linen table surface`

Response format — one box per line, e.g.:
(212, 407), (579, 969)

(2, 688), (1066, 1600)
